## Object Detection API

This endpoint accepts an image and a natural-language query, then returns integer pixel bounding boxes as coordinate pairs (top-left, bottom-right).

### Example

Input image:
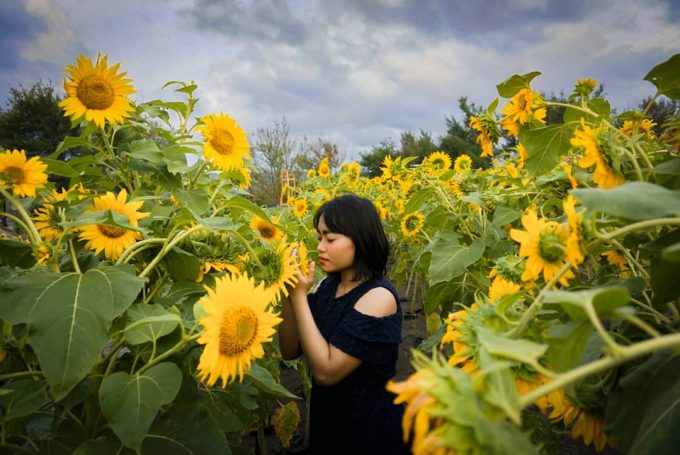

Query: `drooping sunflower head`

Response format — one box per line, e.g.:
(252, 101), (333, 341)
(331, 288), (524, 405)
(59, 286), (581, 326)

(469, 114), (499, 157)
(453, 154), (473, 174)
(197, 113), (251, 173)
(400, 211), (425, 237)
(620, 119), (656, 140)
(78, 189), (149, 260)
(250, 217), (283, 243)
(33, 188), (70, 241)
(59, 54), (135, 128)
(292, 198), (308, 218)
(572, 78), (598, 98)
(318, 157), (331, 177)
(197, 273), (281, 386)
(243, 242), (299, 301)
(423, 151), (452, 176)
(0, 149), (48, 197)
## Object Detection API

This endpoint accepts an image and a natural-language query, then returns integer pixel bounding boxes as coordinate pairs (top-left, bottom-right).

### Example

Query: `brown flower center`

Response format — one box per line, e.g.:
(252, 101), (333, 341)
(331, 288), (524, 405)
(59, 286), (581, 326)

(210, 129), (235, 156)
(259, 225), (275, 239)
(97, 224), (127, 238)
(77, 74), (115, 110)
(1, 167), (25, 185)
(219, 307), (258, 356)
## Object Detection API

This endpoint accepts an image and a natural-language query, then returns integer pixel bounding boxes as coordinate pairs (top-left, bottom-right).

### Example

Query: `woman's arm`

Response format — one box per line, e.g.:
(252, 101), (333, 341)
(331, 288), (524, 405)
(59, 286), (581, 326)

(278, 295), (302, 360)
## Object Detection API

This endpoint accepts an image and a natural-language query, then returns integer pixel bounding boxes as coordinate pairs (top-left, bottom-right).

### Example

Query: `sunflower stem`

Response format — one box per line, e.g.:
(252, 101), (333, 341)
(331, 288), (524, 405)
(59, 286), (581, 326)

(587, 217), (680, 249)
(139, 226), (202, 278)
(620, 146), (644, 181)
(0, 370), (44, 381)
(136, 332), (201, 376)
(633, 142), (654, 170)
(0, 211), (32, 238)
(0, 188), (42, 245)
(256, 424), (267, 455)
(584, 299), (626, 356)
(231, 229), (265, 270)
(517, 333), (680, 409)
(116, 238), (166, 265)
(68, 240), (82, 274)
(188, 161), (209, 191)
(618, 312), (662, 338)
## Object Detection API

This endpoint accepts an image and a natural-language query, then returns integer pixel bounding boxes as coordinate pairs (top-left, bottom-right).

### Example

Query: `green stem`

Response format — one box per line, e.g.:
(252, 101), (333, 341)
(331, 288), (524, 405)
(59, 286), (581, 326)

(0, 211), (31, 236)
(68, 240), (82, 274)
(634, 142), (654, 170)
(188, 161), (208, 191)
(588, 217), (680, 249)
(518, 333), (680, 408)
(139, 226), (202, 278)
(116, 238), (166, 265)
(620, 146), (644, 181)
(618, 312), (662, 338)
(641, 92), (659, 117)
(136, 332), (201, 375)
(506, 263), (572, 338)
(256, 423), (267, 455)
(584, 299), (625, 355)
(630, 298), (671, 324)
(0, 188), (41, 245)
(231, 229), (265, 269)
(142, 272), (168, 304)
(0, 370), (44, 381)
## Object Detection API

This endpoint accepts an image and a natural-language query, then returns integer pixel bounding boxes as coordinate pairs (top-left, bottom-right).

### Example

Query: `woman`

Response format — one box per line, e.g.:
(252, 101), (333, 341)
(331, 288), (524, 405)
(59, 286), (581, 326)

(280, 194), (410, 454)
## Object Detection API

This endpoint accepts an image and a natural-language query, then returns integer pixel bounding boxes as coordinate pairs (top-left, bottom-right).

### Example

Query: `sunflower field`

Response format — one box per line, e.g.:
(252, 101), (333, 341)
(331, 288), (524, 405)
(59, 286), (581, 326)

(0, 51), (679, 454)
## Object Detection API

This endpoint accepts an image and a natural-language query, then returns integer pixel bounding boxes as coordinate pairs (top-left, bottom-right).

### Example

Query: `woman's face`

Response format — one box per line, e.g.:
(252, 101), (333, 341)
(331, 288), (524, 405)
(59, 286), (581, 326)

(316, 215), (356, 275)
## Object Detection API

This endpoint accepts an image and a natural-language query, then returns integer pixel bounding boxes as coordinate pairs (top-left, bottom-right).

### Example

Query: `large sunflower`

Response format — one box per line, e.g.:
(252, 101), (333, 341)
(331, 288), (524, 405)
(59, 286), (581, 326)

(0, 149), (48, 197)
(250, 216), (283, 243)
(510, 208), (575, 286)
(79, 189), (149, 260)
(59, 54), (135, 128)
(197, 273), (281, 386)
(197, 113), (250, 172)
(244, 242), (299, 301)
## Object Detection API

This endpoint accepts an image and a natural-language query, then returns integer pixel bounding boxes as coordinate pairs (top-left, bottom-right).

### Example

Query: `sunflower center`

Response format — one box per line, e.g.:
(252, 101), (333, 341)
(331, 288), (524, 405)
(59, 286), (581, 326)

(76, 75), (115, 110)
(97, 224), (127, 238)
(1, 167), (26, 185)
(210, 129), (235, 156)
(517, 95), (528, 111)
(219, 307), (259, 356)
(259, 225), (275, 239)
(538, 231), (565, 263)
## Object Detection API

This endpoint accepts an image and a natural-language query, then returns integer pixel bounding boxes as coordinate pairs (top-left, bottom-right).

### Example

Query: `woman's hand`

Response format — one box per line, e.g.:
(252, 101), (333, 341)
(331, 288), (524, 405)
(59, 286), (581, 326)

(288, 247), (316, 300)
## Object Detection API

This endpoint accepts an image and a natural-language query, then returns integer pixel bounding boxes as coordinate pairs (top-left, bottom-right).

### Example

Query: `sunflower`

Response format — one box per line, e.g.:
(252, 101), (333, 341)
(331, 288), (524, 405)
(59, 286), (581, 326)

(318, 157), (331, 177)
(59, 54), (135, 128)
(33, 244), (50, 266)
(510, 208), (575, 286)
(571, 119), (624, 189)
(620, 119), (656, 140)
(296, 242), (310, 276)
(488, 274), (521, 301)
(292, 198), (308, 218)
(197, 113), (250, 172)
(341, 161), (361, 184)
(453, 154), (472, 174)
(400, 211), (425, 237)
(244, 242), (299, 301)
(423, 151), (452, 176)
(307, 169), (317, 179)
(563, 162), (579, 188)
(79, 189), (149, 260)
(574, 78), (598, 97)
(0, 149), (48, 197)
(469, 115), (498, 157)
(500, 88), (546, 136)
(197, 273), (281, 386)
(250, 217), (283, 243)
(34, 188), (69, 241)
(563, 196), (584, 267)
(445, 179), (463, 197)
(516, 144), (528, 169)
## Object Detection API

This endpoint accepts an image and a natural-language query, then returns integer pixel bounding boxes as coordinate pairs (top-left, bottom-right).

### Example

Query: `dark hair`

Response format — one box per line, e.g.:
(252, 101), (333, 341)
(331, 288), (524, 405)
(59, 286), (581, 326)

(313, 194), (389, 281)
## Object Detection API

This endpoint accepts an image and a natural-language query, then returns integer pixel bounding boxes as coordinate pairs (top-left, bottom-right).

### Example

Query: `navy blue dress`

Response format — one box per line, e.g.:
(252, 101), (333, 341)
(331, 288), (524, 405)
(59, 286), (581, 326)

(307, 275), (410, 455)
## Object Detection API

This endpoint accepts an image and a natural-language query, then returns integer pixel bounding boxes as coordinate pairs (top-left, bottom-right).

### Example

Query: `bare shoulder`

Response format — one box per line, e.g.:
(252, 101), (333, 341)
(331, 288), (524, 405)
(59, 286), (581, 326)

(353, 287), (398, 317)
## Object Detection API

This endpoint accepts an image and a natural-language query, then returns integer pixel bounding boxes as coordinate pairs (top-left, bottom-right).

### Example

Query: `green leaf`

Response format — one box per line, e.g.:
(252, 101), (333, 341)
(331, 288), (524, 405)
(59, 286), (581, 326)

(0, 379), (46, 422)
(225, 195), (270, 221)
(429, 233), (485, 285)
(605, 350), (680, 454)
(142, 403), (230, 455)
(563, 99), (611, 125)
(478, 348), (520, 423)
(51, 134), (94, 159)
(546, 321), (593, 372)
(196, 216), (235, 232)
(571, 182), (680, 221)
(423, 281), (459, 313)
(404, 188), (436, 213)
(99, 362), (182, 450)
(543, 287), (630, 321)
(127, 139), (163, 164)
(520, 124), (573, 176)
(165, 247), (202, 282)
(175, 188), (209, 215)
(650, 255), (680, 307)
(496, 71), (542, 98)
(491, 206), (520, 228)
(161, 144), (191, 174)
(476, 326), (547, 366)
(61, 208), (147, 235)
(653, 159), (680, 176)
(42, 158), (80, 177)
(0, 265), (144, 401)
(0, 238), (36, 268)
(661, 243), (680, 262)
(246, 364), (298, 399)
(644, 53), (680, 100)
(123, 303), (180, 345)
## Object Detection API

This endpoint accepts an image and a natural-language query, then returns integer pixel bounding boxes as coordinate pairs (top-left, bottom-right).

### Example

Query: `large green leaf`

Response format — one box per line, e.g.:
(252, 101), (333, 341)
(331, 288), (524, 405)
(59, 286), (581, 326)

(246, 364), (298, 399)
(127, 139), (164, 164)
(123, 303), (180, 345)
(546, 321), (593, 372)
(650, 255), (680, 306)
(165, 247), (202, 282)
(478, 348), (520, 423)
(0, 378), (46, 422)
(0, 265), (144, 401)
(605, 350), (680, 454)
(476, 326), (547, 367)
(404, 188), (436, 213)
(99, 362), (182, 450)
(496, 71), (542, 98)
(644, 53), (680, 100)
(143, 403), (230, 455)
(571, 182), (680, 221)
(520, 124), (573, 176)
(176, 188), (209, 215)
(225, 195), (270, 221)
(0, 238), (35, 268)
(429, 232), (485, 285)
(423, 281), (459, 313)
(543, 287), (630, 321)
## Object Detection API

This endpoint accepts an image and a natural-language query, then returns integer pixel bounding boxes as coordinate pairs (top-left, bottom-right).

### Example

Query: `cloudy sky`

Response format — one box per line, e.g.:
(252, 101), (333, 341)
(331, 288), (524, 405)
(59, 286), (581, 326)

(1, 0), (679, 159)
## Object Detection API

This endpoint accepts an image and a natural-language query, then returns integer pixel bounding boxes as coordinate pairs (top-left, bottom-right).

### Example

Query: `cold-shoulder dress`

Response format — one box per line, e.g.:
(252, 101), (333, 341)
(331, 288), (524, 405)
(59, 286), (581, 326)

(306, 275), (410, 454)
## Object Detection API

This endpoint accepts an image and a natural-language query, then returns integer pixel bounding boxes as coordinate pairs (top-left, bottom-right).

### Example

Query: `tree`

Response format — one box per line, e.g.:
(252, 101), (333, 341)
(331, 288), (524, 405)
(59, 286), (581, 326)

(294, 137), (343, 172)
(359, 140), (397, 177)
(0, 81), (76, 157)
(400, 130), (438, 161)
(639, 96), (680, 137)
(250, 117), (301, 207)
(437, 97), (492, 168)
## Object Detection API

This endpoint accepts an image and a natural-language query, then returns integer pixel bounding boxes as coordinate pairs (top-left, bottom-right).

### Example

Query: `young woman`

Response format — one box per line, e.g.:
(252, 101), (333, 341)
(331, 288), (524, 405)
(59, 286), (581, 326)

(280, 194), (410, 454)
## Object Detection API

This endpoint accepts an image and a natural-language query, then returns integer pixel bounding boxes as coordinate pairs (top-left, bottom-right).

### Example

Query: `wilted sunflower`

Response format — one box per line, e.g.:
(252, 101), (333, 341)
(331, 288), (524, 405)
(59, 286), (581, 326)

(292, 198), (308, 217)
(250, 216), (283, 243)
(469, 115), (498, 157)
(0, 149), (48, 197)
(34, 188), (69, 241)
(197, 113), (250, 172)
(453, 154), (472, 174)
(79, 189), (149, 260)
(400, 211), (425, 237)
(197, 273), (281, 386)
(510, 208), (575, 286)
(59, 54), (135, 128)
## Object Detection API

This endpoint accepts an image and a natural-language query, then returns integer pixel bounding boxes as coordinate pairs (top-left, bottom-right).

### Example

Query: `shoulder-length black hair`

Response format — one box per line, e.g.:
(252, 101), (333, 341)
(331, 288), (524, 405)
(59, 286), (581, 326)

(313, 194), (389, 281)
